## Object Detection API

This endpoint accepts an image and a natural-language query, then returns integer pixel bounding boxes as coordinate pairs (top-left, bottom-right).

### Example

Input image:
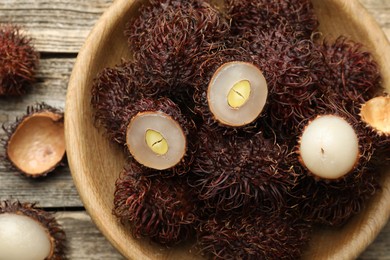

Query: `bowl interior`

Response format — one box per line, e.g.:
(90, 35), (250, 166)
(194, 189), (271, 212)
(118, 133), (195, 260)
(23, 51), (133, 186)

(65, 0), (390, 259)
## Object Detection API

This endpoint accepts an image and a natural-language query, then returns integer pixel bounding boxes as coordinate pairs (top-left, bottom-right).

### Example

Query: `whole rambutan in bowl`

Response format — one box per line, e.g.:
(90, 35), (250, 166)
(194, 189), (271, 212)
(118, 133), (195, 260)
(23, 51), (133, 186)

(65, 0), (390, 259)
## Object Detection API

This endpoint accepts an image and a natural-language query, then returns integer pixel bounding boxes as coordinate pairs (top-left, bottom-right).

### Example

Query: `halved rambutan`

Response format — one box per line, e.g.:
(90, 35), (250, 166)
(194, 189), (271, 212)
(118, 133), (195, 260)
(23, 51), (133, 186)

(2, 103), (65, 178)
(189, 125), (297, 213)
(0, 24), (39, 96)
(0, 200), (66, 259)
(113, 159), (200, 246)
(192, 49), (268, 133)
(196, 210), (312, 260)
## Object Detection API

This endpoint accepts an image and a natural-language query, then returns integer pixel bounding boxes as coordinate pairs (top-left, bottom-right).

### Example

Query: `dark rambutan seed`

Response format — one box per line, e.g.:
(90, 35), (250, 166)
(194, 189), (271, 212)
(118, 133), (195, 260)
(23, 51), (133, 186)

(2, 103), (65, 178)
(125, 0), (230, 99)
(226, 0), (318, 40)
(0, 200), (66, 259)
(196, 210), (312, 260)
(0, 24), (39, 96)
(190, 125), (297, 213)
(113, 160), (199, 246)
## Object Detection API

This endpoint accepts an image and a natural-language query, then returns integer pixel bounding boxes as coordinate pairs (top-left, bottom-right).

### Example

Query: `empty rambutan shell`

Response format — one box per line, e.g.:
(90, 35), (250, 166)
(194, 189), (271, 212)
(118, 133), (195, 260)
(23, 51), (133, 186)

(0, 24), (39, 96)
(2, 103), (65, 178)
(196, 210), (312, 260)
(360, 95), (390, 164)
(113, 160), (199, 246)
(0, 200), (66, 260)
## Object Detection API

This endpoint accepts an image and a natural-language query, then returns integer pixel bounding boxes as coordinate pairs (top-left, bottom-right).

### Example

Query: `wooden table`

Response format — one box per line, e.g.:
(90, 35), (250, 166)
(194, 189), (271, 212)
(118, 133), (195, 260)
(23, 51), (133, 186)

(0, 0), (388, 259)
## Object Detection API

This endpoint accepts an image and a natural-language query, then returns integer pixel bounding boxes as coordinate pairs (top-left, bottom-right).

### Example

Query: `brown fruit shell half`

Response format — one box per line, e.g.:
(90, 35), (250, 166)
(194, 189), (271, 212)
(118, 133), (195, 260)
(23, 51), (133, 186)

(2, 103), (65, 178)
(0, 200), (67, 259)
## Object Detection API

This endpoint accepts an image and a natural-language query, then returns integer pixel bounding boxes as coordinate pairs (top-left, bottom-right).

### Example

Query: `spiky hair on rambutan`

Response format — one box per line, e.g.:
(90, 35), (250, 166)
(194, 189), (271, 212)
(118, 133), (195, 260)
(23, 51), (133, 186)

(124, 0), (230, 100)
(189, 125), (298, 213)
(2, 103), (65, 178)
(113, 159), (200, 246)
(196, 209), (312, 260)
(314, 36), (382, 114)
(225, 0), (318, 41)
(0, 200), (67, 259)
(0, 24), (39, 96)
(291, 99), (382, 226)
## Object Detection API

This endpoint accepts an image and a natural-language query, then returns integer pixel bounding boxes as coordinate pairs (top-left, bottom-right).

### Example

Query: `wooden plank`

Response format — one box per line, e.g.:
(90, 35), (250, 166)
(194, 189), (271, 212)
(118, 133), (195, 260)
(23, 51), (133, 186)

(359, 221), (390, 259)
(55, 211), (124, 259)
(360, 0), (390, 39)
(0, 0), (113, 53)
(0, 57), (83, 207)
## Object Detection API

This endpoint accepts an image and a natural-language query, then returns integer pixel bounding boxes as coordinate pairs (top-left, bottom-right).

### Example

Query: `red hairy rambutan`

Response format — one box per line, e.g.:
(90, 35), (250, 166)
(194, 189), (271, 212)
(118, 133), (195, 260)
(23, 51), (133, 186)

(0, 24), (39, 96)
(113, 160), (200, 246)
(196, 210), (312, 260)
(189, 125), (298, 213)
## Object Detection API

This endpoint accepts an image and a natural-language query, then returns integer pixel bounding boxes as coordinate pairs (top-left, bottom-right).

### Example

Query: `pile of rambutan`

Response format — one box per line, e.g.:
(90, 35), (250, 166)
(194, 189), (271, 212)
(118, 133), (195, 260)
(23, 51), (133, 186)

(91, 0), (389, 259)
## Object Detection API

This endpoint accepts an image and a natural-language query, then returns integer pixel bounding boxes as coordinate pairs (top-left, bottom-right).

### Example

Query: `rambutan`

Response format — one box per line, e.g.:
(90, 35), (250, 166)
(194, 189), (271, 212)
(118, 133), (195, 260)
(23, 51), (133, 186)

(196, 210), (312, 260)
(226, 0), (318, 40)
(0, 24), (39, 96)
(113, 159), (199, 246)
(189, 125), (297, 213)
(0, 200), (66, 259)
(2, 103), (65, 178)
(125, 0), (230, 101)
(125, 97), (196, 174)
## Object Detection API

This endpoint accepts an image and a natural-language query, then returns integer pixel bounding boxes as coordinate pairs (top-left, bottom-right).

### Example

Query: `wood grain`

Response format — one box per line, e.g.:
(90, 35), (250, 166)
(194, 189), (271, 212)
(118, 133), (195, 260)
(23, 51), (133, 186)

(0, 0), (388, 259)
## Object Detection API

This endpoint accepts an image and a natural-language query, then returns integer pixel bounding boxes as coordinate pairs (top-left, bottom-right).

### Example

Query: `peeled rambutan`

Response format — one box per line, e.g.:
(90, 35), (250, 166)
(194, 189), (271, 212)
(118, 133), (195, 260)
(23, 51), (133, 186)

(196, 210), (312, 260)
(125, 0), (230, 100)
(292, 101), (382, 226)
(0, 24), (39, 96)
(2, 103), (65, 178)
(226, 0), (318, 40)
(0, 200), (66, 260)
(189, 125), (297, 213)
(113, 159), (199, 246)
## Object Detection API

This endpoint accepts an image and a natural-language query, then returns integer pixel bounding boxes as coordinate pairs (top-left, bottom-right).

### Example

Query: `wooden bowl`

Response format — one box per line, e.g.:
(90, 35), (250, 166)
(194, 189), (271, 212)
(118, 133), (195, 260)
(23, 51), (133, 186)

(65, 0), (390, 259)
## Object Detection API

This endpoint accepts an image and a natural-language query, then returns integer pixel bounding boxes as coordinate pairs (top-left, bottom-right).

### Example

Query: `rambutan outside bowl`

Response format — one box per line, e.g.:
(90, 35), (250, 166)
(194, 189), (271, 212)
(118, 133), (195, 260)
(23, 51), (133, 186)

(65, 0), (390, 259)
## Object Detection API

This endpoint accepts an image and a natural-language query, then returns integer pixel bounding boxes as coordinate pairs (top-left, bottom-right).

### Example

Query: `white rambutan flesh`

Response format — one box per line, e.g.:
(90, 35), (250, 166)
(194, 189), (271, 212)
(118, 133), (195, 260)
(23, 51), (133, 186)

(360, 96), (390, 135)
(0, 213), (52, 260)
(299, 115), (359, 180)
(207, 61), (268, 127)
(126, 111), (187, 170)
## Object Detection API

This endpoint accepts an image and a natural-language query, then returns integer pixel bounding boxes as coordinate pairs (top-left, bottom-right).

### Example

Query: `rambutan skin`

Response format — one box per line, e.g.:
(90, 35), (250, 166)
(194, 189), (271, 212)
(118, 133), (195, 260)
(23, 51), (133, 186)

(113, 160), (200, 246)
(196, 210), (312, 260)
(0, 24), (39, 96)
(190, 126), (298, 213)
(0, 200), (67, 259)
(125, 0), (230, 100)
(226, 0), (318, 40)
(315, 37), (382, 114)
(1, 103), (65, 178)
